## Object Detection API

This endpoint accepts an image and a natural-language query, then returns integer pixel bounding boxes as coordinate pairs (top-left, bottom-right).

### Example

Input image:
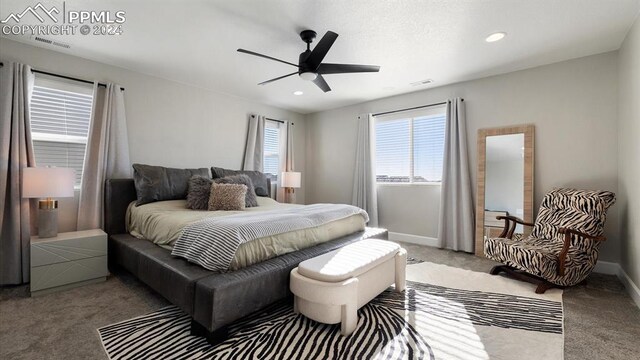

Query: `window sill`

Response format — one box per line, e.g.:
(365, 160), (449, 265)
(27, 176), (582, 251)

(376, 182), (442, 187)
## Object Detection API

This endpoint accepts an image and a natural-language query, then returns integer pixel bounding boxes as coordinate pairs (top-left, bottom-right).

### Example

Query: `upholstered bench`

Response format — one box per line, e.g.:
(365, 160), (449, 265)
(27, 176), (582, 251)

(290, 239), (406, 335)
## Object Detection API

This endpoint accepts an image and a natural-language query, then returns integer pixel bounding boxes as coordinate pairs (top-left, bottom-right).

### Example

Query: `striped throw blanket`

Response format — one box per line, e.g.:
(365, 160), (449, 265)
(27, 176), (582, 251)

(171, 204), (369, 271)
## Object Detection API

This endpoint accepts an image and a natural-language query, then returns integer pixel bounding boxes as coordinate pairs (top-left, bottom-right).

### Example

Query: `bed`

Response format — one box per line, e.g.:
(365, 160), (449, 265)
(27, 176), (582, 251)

(104, 178), (388, 344)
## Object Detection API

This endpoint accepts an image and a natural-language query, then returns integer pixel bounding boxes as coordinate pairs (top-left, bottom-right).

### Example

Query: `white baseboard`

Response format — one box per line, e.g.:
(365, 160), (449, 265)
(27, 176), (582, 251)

(618, 267), (640, 309)
(388, 232), (439, 247)
(594, 261), (640, 309)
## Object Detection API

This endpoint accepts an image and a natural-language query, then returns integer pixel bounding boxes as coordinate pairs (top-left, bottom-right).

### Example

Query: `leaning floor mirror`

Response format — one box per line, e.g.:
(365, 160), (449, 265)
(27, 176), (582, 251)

(475, 125), (535, 257)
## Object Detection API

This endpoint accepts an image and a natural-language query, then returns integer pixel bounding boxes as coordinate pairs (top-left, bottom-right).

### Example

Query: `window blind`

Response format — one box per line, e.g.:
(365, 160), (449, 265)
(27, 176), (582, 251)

(374, 107), (446, 183)
(413, 114), (446, 182)
(375, 118), (411, 182)
(263, 126), (280, 178)
(30, 82), (93, 187)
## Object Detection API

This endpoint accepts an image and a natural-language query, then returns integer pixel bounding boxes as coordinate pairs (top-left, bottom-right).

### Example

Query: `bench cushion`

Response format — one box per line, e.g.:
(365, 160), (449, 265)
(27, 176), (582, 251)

(297, 239), (399, 282)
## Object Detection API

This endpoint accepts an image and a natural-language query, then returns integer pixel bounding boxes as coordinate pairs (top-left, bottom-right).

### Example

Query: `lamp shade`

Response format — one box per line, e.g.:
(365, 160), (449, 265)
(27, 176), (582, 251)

(22, 167), (75, 198)
(281, 171), (301, 188)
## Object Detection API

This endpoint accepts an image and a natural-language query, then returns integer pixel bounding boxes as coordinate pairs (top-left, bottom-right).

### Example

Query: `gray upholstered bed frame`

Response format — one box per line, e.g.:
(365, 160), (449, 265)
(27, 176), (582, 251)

(104, 179), (387, 344)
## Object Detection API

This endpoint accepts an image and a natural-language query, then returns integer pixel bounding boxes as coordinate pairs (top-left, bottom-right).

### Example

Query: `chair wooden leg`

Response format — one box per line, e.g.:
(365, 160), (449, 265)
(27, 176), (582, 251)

(490, 264), (561, 294)
(490, 265), (507, 275)
(535, 281), (556, 294)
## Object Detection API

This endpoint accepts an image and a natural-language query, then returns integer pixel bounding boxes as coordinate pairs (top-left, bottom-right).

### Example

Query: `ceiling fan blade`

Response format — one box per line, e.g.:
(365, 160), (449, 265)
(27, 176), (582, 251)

(312, 74), (331, 92)
(305, 31), (338, 70)
(237, 49), (299, 68)
(258, 72), (298, 85)
(317, 63), (380, 74)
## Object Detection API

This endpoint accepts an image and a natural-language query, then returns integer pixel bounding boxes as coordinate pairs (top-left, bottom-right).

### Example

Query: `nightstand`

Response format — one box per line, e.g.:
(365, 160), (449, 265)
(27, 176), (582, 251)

(30, 229), (108, 296)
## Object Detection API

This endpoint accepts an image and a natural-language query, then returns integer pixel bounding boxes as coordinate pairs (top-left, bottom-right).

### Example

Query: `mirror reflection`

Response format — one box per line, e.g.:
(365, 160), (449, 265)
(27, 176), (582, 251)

(484, 133), (525, 239)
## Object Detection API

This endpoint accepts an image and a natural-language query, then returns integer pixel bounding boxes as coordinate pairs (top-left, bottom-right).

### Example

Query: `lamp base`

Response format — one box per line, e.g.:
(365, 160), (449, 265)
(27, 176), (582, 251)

(38, 207), (59, 238)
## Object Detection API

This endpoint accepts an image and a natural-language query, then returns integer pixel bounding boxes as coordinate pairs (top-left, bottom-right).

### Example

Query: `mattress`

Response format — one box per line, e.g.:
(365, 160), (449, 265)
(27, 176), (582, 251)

(126, 197), (365, 270)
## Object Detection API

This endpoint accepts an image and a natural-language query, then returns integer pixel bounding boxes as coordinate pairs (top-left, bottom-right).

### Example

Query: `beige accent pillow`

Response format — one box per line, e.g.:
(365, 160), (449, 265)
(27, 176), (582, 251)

(208, 183), (247, 211)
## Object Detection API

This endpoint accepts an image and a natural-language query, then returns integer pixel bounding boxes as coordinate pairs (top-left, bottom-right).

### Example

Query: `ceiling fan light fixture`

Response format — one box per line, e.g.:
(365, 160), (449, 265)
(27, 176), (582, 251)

(299, 72), (318, 81)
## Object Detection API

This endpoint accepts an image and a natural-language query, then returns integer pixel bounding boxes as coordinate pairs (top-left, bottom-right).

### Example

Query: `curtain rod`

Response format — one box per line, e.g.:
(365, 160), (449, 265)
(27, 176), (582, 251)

(0, 62), (125, 91)
(372, 99), (463, 117)
(255, 115), (294, 126)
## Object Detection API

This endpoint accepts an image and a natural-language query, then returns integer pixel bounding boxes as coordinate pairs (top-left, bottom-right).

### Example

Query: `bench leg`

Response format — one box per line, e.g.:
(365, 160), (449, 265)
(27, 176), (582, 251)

(395, 249), (407, 292)
(293, 296), (299, 314)
(341, 300), (357, 336)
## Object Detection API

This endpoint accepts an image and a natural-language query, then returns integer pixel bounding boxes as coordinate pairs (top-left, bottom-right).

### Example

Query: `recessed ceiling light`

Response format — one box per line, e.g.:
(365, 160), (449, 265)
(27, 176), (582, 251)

(485, 32), (506, 42)
(293, 91), (303, 96)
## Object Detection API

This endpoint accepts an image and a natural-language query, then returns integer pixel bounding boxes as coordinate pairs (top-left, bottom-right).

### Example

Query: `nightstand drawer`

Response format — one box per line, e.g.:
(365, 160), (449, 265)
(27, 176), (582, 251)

(30, 256), (108, 292)
(31, 232), (107, 267)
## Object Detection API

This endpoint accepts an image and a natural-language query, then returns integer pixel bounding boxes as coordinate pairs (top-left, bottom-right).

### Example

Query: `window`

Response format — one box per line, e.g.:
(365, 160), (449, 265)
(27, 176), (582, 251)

(263, 121), (280, 179)
(30, 76), (94, 187)
(375, 106), (446, 183)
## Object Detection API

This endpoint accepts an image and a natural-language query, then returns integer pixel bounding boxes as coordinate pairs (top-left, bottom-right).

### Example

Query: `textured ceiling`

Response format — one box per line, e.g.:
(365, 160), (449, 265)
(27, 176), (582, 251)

(1, 0), (639, 114)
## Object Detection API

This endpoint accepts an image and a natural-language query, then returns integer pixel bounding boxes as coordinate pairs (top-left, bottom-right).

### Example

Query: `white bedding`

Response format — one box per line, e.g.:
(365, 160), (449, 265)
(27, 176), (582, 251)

(126, 197), (366, 270)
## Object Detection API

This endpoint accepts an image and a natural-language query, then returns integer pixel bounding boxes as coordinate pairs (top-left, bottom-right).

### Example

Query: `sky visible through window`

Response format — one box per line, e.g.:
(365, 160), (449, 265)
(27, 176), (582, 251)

(376, 113), (446, 183)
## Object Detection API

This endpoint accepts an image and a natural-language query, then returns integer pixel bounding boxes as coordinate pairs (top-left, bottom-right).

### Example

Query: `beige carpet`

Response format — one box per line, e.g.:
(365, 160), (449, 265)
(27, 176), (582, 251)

(98, 261), (564, 360)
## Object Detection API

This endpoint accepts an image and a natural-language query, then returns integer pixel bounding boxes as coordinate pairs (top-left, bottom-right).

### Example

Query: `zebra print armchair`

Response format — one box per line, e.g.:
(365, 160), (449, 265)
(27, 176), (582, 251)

(484, 188), (616, 293)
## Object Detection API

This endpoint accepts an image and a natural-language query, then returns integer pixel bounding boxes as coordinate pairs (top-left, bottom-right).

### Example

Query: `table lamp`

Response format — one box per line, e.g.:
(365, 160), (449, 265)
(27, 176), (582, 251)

(281, 171), (301, 194)
(23, 167), (75, 238)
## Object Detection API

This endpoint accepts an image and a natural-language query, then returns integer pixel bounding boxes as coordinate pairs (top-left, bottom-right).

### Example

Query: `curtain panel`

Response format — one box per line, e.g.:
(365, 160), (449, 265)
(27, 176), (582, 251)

(242, 114), (266, 172)
(437, 98), (474, 252)
(351, 113), (378, 226)
(276, 121), (295, 203)
(77, 83), (131, 230)
(0, 62), (36, 285)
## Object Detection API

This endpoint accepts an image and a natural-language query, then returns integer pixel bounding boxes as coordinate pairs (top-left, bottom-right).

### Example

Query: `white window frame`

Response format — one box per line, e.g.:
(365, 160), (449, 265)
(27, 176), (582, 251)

(374, 105), (446, 186)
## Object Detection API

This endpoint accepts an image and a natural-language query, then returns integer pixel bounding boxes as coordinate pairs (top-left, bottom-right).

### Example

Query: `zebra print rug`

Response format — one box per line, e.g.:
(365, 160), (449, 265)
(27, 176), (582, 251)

(98, 262), (564, 359)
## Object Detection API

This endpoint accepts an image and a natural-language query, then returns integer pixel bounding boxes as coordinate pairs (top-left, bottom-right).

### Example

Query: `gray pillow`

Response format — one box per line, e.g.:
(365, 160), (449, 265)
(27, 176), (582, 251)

(133, 164), (210, 206)
(208, 183), (247, 211)
(214, 174), (258, 207)
(211, 167), (269, 197)
(186, 176), (213, 210)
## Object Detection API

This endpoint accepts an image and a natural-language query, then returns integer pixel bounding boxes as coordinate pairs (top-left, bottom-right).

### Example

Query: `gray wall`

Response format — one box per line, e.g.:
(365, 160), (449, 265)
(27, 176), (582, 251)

(305, 52), (621, 262)
(618, 15), (640, 286)
(376, 185), (441, 238)
(0, 38), (307, 233)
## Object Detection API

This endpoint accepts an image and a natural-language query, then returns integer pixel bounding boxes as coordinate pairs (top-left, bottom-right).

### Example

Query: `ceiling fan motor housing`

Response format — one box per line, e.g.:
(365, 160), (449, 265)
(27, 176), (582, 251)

(299, 50), (313, 73)
(299, 30), (317, 75)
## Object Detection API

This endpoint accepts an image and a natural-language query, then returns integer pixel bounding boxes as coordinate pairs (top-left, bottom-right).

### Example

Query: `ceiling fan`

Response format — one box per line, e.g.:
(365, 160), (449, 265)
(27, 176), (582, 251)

(237, 30), (380, 93)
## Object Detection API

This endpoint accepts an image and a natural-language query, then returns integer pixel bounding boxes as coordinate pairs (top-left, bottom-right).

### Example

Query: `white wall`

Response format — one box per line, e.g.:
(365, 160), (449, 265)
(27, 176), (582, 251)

(305, 52), (621, 262)
(0, 38), (307, 232)
(618, 15), (640, 287)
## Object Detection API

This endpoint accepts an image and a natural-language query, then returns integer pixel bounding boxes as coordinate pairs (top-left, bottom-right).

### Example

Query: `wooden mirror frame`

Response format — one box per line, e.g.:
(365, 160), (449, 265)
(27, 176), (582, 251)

(475, 124), (535, 257)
